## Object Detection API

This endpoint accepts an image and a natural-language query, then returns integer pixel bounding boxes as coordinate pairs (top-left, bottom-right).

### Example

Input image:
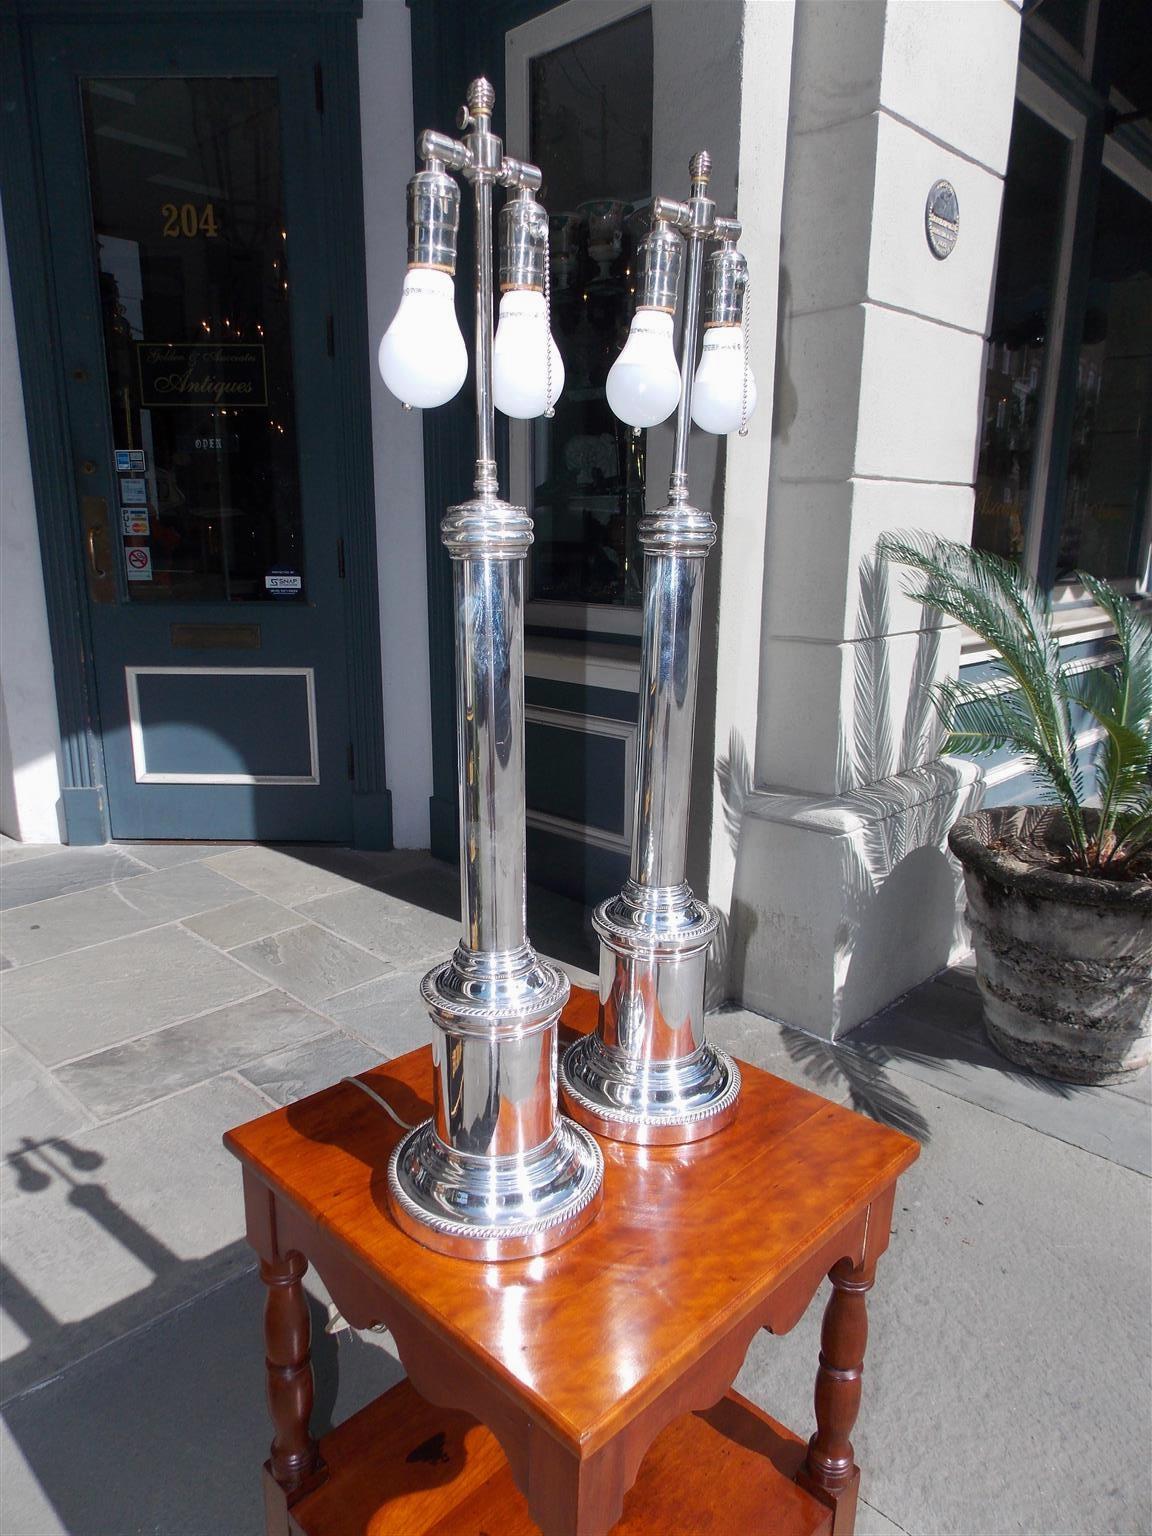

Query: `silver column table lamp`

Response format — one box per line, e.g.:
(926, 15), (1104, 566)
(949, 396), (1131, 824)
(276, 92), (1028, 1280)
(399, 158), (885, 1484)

(377, 77), (603, 1259)
(561, 152), (757, 1146)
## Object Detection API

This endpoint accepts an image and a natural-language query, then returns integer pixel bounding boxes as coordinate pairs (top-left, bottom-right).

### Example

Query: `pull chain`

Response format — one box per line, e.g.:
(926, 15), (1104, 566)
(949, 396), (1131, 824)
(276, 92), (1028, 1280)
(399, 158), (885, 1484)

(738, 271), (752, 438)
(543, 218), (555, 420)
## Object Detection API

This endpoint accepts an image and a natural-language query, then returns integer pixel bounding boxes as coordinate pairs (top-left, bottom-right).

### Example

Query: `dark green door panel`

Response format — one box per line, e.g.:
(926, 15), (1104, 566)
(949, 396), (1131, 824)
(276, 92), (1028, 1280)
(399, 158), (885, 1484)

(3, 3), (388, 844)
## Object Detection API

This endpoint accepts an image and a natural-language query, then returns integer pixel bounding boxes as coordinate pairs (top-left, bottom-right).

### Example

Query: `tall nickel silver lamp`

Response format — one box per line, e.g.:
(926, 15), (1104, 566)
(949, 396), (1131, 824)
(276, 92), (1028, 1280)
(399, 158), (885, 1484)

(560, 151), (757, 1146)
(377, 77), (603, 1259)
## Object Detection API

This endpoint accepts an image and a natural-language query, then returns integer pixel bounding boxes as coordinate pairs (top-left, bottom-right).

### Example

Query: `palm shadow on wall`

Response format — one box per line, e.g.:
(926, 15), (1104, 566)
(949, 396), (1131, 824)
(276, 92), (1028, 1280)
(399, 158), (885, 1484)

(713, 558), (992, 1144)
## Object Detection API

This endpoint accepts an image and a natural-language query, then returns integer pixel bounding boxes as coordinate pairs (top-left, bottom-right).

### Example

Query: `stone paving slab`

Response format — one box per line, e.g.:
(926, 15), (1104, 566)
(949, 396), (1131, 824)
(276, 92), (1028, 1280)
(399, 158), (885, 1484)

(847, 978), (1151, 1175)
(0, 925), (265, 1067)
(230, 922), (391, 1006)
(295, 882), (461, 970)
(238, 1030), (383, 1107)
(0, 839), (65, 867)
(54, 989), (332, 1121)
(707, 1005), (933, 1142)
(0, 1046), (93, 1145)
(735, 1070), (1152, 1536)
(358, 857), (461, 913)
(0, 862), (250, 966)
(0, 1268), (403, 1536)
(1103, 1066), (1152, 1105)
(117, 843), (240, 870)
(0, 847), (150, 911)
(319, 967), (440, 1060)
(180, 893), (302, 950)
(0, 1076), (269, 1400)
(853, 1503), (909, 1536)
(202, 845), (360, 906)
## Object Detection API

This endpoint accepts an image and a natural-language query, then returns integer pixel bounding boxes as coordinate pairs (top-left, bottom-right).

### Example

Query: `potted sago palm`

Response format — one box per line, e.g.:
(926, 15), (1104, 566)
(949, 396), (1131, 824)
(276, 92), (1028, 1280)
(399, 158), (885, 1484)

(881, 534), (1151, 1085)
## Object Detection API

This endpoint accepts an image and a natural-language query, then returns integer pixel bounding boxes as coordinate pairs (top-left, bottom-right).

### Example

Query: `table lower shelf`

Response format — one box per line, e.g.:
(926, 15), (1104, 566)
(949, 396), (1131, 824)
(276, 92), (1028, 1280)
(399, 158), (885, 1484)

(283, 1379), (834, 1536)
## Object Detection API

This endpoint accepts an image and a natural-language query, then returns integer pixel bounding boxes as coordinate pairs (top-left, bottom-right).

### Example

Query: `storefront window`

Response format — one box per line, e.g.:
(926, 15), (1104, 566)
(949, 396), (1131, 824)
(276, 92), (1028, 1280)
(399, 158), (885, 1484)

(1054, 168), (1152, 580)
(82, 77), (305, 603)
(526, 9), (653, 611)
(973, 103), (1070, 562)
(1036, 0), (1090, 54)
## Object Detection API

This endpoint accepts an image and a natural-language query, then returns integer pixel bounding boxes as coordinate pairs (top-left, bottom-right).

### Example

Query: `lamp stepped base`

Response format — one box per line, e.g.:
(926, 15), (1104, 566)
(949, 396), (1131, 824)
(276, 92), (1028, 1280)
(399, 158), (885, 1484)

(388, 1120), (604, 1261)
(559, 880), (742, 1146)
(560, 1032), (740, 1146)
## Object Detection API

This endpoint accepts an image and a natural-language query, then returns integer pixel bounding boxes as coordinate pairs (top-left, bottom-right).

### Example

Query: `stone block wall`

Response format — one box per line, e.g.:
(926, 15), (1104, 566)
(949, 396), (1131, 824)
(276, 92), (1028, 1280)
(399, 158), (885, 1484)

(725, 0), (1022, 1036)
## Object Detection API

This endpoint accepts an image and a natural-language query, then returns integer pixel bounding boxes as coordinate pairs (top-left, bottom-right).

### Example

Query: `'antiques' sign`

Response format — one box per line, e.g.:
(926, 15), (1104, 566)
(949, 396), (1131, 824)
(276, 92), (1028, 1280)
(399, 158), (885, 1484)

(136, 342), (268, 408)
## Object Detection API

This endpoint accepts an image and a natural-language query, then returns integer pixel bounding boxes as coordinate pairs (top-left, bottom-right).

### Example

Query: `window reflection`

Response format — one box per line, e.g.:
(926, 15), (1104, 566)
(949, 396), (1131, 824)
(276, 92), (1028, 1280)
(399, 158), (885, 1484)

(1055, 169), (1152, 581)
(82, 77), (305, 603)
(974, 104), (1069, 562)
(1034, 0), (1090, 53)
(527, 10), (653, 612)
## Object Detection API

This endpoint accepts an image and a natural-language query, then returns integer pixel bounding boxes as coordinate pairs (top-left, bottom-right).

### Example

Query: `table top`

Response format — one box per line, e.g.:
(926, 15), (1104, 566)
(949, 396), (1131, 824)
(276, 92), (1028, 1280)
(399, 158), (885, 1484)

(226, 988), (918, 1460)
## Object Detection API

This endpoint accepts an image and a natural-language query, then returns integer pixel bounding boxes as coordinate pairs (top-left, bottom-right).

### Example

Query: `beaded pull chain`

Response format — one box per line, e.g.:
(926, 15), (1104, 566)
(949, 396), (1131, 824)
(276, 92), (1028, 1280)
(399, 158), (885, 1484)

(738, 271), (752, 439)
(544, 221), (556, 420)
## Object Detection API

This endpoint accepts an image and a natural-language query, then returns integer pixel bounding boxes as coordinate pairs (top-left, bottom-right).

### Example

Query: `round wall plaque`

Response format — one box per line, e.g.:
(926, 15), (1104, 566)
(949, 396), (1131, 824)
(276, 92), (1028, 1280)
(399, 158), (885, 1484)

(925, 180), (959, 259)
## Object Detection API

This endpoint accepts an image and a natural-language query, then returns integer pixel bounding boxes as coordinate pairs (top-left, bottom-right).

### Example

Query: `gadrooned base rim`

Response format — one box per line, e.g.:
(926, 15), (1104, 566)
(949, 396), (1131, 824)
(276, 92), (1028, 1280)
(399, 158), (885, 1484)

(386, 1119), (605, 1262)
(559, 1036), (742, 1147)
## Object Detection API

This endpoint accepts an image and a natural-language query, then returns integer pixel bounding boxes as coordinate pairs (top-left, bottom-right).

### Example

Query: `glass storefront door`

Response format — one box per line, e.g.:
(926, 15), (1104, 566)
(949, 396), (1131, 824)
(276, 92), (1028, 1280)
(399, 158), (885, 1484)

(506, 1), (653, 903)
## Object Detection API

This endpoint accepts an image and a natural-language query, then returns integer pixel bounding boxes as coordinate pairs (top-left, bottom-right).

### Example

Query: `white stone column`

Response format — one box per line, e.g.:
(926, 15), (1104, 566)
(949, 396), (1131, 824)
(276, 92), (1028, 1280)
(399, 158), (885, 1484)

(695, 0), (797, 1005)
(0, 198), (64, 844)
(727, 0), (1021, 1037)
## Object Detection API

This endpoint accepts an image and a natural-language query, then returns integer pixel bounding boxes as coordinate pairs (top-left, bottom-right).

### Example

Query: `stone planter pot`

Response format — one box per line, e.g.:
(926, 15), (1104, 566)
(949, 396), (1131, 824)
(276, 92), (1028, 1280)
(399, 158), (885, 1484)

(948, 807), (1152, 1085)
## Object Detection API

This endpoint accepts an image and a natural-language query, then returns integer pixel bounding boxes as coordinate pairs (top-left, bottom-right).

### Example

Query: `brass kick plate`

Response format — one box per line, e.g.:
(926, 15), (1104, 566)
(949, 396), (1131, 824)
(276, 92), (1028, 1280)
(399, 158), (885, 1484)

(171, 623), (261, 650)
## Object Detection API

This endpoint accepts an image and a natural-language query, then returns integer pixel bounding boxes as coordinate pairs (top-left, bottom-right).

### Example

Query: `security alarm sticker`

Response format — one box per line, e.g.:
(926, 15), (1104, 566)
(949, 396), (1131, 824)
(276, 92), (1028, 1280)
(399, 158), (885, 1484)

(126, 545), (153, 581)
(120, 477), (148, 505)
(115, 449), (147, 473)
(264, 566), (303, 598)
(121, 509), (150, 536)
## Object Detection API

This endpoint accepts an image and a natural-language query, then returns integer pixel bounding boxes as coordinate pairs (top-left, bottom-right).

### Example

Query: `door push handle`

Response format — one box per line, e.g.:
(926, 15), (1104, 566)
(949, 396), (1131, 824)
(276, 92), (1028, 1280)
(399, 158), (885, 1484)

(87, 526), (108, 579)
(80, 495), (116, 604)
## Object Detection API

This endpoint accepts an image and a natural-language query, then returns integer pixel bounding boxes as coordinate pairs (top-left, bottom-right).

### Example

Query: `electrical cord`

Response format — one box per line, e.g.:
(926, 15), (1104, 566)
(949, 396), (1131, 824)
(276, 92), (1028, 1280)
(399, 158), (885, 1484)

(341, 1075), (417, 1132)
(322, 1077), (413, 1339)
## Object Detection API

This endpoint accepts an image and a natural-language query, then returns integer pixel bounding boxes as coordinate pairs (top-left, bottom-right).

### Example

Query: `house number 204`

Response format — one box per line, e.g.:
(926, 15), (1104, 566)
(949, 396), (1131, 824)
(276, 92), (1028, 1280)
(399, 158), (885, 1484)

(161, 202), (220, 239)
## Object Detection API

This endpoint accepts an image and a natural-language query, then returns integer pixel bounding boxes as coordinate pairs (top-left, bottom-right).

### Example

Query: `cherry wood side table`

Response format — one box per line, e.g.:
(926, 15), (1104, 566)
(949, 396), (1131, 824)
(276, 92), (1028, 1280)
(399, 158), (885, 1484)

(225, 988), (919, 1536)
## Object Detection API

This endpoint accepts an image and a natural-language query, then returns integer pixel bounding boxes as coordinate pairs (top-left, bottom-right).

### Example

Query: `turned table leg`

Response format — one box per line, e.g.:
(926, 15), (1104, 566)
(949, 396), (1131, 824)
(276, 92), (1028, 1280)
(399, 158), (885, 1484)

(261, 1252), (323, 1500)
(797, 1255), (875, 1534)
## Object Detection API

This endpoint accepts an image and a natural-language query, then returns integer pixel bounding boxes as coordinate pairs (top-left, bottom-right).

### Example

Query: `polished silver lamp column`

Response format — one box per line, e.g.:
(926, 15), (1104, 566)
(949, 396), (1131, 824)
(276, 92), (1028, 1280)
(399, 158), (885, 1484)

(561, 152), (755, 1146)
(378, 78), (603, 1259)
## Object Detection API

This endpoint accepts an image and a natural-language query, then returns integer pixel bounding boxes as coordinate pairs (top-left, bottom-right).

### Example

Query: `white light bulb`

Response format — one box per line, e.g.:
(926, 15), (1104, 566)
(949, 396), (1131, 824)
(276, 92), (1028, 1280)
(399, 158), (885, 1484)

(605, 309), (681, 428)
(492, 289), (565, 419)
(691, 326), (757, 435)
(378, 267), (467, 409)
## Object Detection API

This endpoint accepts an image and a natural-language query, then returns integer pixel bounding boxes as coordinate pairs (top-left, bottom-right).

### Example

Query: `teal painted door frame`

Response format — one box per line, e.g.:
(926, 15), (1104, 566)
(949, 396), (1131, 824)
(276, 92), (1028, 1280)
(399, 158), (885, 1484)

(0, 0), (390, 846)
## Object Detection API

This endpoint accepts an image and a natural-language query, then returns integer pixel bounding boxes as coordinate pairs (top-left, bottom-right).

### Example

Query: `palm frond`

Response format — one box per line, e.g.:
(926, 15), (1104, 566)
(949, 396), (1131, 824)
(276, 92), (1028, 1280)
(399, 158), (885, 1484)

(1069, 574), (1152, 849)
(880, 534), (1152, 874)
(879, 535), (1095, 863)
(1078, 572), (1152, 722)
(1112, 788), (1152, 862)
(900, 621), (942, 767)
(880, 536), (1081, 806)
(853, 559), (895, 785)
